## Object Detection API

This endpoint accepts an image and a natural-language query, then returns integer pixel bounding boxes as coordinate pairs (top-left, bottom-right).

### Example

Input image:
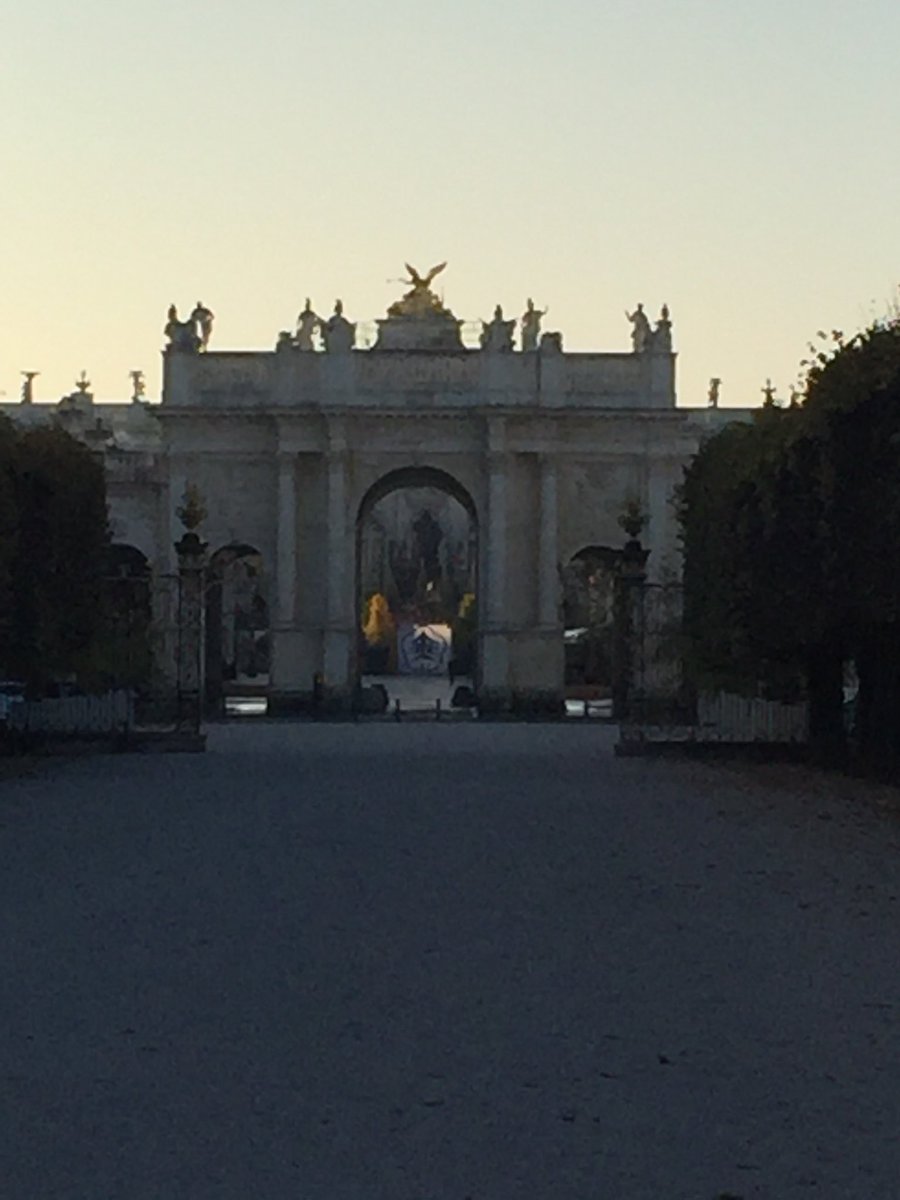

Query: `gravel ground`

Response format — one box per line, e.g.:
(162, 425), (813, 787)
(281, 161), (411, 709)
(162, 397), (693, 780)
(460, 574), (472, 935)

(1, 723), (899, 1199)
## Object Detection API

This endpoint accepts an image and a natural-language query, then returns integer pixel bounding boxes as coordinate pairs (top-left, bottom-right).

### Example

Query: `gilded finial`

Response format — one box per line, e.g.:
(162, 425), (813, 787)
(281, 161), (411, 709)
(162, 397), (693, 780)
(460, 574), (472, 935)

(176, 483), (207, 532)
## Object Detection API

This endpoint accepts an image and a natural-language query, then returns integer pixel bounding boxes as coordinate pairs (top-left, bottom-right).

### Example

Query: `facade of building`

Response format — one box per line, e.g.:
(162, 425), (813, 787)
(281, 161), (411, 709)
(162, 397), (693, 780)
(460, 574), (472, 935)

(2, 270), (748, 707)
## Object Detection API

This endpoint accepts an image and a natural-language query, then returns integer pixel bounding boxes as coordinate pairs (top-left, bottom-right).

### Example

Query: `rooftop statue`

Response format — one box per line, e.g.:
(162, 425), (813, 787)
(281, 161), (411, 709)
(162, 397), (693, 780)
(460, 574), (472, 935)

(322, 299), (355, 353)
(651, 303), (673, 354)
(480, 305), (515, 353)
(191, 301), (215, 350)
(20, 370), (39, 404)
(387, 261), (451, 319)
(377, 260), (463, 350)
(295, 298), (321, 351)
(130, 369), (146, 402)
(520, 298), (548, 352)
(165, 304), (201, 353)
(626, 303), (652, 354)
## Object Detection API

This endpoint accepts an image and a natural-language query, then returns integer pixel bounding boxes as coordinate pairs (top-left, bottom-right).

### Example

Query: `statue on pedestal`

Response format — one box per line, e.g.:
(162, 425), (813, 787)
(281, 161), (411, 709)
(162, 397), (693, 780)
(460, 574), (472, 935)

(56, 371), (94, 419)
(164, 304), (201, 353)
(295, 298), (321, 351)
(626, 303), (652, 353)
(708, 377), (721, 408)
(480, 305), (515, 353)
(20, 371), (39, 404)
(322, 300), (355, 353)
(520, 298), (548, 352)
(388, 262), (449, 319)
(376, 259), (463, 350)
(190, 301), (215, 350)
(650, 303), (672, 354)
(130, 370), (146, 402)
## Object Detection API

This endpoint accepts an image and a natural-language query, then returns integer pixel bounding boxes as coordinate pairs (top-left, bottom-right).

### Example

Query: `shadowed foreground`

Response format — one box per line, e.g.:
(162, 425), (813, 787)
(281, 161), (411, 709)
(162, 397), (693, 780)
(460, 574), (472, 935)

(2, 724), (898, 1197)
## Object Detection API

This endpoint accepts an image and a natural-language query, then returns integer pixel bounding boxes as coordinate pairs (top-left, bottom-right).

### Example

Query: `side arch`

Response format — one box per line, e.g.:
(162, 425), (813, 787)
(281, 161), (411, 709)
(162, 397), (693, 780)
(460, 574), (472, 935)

(204, 542), (270, 712)
(562, 544), (621, 690)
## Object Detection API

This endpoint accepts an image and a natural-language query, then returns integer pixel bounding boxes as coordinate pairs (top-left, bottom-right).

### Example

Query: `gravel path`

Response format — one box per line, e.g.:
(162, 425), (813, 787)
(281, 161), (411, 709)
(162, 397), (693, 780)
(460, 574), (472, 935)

(1, 723), (899, 1198)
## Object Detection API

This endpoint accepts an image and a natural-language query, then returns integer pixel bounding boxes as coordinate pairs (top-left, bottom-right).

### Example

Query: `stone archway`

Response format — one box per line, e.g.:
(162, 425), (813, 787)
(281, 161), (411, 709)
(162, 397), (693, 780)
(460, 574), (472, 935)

(205, 543), (270, 714)
(562, 545), (620, 700)
(356, 467), (478, 703)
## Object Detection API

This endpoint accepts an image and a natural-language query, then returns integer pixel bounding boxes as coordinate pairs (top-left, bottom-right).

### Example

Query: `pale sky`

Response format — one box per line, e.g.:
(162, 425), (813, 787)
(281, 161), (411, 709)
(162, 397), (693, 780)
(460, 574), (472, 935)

(2, 0), (898, 407)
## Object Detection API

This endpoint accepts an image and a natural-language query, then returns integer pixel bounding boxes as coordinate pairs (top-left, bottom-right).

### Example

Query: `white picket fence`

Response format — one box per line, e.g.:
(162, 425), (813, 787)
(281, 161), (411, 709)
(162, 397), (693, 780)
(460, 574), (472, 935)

(696, 692), (808, 742)
(9, 690), (134, 735)
(619, 691), (809, 747)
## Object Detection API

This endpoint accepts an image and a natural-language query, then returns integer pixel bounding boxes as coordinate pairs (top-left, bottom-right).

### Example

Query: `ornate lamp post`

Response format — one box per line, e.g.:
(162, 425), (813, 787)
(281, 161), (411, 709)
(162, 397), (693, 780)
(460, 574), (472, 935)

(174, 484), (208, 733)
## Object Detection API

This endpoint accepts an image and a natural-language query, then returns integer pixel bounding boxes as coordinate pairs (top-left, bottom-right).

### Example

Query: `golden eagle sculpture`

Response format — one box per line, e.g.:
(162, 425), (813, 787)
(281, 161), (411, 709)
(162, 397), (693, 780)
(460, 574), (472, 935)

(403, 262), (447, 290)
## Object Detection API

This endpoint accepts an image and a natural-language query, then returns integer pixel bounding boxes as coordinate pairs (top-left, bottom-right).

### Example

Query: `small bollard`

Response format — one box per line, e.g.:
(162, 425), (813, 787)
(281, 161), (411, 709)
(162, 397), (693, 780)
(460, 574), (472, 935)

(394, 698), (401, 722)
(436, 697), (442, 720)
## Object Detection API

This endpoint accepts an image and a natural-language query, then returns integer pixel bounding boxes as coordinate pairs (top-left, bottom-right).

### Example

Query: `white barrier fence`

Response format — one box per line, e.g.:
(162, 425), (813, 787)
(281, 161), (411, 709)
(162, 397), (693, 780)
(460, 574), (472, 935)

(9, 690), (134, 735)
(696, 692), (808, 742)
(620, 691), (809, 746)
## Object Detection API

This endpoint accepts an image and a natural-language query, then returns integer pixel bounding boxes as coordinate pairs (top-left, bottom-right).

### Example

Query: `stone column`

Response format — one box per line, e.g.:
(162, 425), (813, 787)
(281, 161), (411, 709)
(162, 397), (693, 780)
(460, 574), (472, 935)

(486, 453), (507, 624)
(538, 454), (559, 628)
(481, 447), (509, 689)
(323, 448), (352, 692)
(275, 452), (297, 626)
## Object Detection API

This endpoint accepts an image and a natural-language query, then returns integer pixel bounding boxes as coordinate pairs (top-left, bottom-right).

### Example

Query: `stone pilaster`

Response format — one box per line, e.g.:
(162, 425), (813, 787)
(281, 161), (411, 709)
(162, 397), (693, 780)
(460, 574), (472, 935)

(275, 451), (297, 626)
(538, 454), (559, 629)
(323, 442), (353, 691)
(485, 451), (507, 627)
(481, 418), (509, 689)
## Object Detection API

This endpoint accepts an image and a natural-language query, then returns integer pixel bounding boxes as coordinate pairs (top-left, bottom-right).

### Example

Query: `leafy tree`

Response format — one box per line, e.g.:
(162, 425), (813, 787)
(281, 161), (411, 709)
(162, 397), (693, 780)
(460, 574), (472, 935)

(798, 322), (900, 773)
(2, 423), (111, 689)
(679, 315), (900, 774)
(679, 402), (803, 694)
(362, 592), (395, 646)
(451, 592), (477, 674)
(362, 592), (396, 673)
(0, 415), (19, 662)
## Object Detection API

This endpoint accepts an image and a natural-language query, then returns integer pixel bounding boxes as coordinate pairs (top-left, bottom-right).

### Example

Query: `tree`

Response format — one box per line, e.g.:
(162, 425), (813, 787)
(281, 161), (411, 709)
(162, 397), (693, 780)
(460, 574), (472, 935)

(362, 592), (396, 674)
(1, 423), (111, 689)
(679, 402), (805, 695)
(798, 323), (900, 774)
(0, 415), (19, 663)
(679, 316), (900, 774)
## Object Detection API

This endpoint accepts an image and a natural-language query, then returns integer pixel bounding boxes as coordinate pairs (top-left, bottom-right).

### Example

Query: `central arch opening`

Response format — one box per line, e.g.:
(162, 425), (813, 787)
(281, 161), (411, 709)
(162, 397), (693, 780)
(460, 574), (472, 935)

(356, 467), (478, 711)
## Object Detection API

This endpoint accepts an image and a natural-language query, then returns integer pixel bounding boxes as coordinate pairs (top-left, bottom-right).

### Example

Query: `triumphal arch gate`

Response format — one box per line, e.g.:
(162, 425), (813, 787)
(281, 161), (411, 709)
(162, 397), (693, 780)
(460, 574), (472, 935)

(138, 265), (717, 710)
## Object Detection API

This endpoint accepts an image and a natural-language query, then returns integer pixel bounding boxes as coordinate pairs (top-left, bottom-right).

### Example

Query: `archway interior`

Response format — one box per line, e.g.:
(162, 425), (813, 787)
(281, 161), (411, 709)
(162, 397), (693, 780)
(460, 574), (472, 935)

(358, 469), (477, 689)
(562, 546), (620, 697)
(205, 543), (270, 710)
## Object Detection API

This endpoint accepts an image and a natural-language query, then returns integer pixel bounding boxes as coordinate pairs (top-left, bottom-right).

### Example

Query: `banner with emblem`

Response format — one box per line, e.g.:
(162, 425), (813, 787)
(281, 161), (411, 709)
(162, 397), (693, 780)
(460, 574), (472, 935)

(396, 623), (452, 674)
